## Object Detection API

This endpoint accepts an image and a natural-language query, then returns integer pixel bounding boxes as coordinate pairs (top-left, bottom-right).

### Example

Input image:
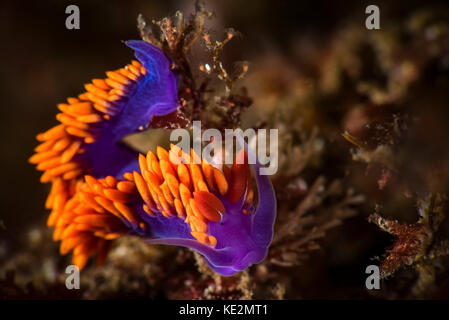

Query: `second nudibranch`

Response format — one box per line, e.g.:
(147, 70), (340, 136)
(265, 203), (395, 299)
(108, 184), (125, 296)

(29, 39), (276, 275)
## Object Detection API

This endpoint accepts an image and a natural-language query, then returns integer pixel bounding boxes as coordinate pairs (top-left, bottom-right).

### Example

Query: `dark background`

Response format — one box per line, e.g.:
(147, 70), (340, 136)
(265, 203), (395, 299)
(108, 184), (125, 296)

(1, 0), (449, 299)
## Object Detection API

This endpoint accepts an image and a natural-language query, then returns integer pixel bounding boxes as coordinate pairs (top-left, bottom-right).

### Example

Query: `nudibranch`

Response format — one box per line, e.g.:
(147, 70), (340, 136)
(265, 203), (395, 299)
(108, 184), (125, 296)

(29, 40), (276, 276)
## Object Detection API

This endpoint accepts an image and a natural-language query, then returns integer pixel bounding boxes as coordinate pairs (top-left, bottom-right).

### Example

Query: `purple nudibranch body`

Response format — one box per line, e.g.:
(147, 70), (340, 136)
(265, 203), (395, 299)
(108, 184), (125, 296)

(30, 40), (277, 276)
